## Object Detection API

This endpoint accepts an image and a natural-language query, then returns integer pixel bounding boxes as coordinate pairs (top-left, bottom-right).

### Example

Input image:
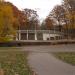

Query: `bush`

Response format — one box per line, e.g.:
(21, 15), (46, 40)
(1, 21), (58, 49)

(0, 36), (13, 42)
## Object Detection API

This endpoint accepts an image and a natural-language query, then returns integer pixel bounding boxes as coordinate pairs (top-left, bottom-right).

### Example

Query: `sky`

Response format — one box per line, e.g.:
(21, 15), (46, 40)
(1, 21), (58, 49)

(5, 0), (62, 20)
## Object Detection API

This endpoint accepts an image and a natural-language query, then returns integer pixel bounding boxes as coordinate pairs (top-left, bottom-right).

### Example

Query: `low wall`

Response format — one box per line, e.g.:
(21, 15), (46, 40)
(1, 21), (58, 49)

(0, 40), (75, 47)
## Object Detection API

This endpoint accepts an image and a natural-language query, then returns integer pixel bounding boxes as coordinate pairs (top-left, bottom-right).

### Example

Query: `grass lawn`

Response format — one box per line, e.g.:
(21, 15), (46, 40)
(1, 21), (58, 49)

(52, 52), (75, 66)
(0, 49), (32, 75)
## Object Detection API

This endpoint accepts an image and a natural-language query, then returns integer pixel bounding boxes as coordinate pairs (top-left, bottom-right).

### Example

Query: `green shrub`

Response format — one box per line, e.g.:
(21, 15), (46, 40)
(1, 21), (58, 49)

(0, 36), (13, 42)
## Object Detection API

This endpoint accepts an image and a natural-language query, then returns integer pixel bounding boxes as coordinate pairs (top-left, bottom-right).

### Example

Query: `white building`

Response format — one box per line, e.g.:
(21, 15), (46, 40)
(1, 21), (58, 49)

(16, 30), (64, 41)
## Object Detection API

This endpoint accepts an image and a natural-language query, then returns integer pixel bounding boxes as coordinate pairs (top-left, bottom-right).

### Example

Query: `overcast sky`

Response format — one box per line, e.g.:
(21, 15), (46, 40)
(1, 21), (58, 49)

(5, 0), (62, 20)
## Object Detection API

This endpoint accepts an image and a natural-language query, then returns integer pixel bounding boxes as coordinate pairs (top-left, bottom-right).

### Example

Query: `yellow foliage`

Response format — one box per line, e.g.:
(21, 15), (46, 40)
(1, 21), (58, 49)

(0, 2), (16, 40)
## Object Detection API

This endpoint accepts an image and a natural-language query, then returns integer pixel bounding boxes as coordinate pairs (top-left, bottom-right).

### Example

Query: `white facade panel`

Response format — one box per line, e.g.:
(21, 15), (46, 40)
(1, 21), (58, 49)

(43, 33), (62, 40)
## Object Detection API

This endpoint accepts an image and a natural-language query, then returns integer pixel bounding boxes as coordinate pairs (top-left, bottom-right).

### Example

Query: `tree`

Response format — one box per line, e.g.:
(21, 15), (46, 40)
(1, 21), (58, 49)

(45, 17), (55, 30)
(0, 0), (4, 2)
(63, 0), (75, 38)
(41, 20), (47, 30)
(41, 17), (54, 30)
(49, 5), (67, 32)
(22, 9), (40, 30)
(0, 1), (16, 41)
(6, 2), (25, 30)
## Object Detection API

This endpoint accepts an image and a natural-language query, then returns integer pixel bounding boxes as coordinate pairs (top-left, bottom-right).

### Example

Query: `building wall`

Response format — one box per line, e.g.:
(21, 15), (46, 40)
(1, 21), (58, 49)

(43, 34), (50, 40)
(16, 30), (64, 41)
(43, 33), (63, 40)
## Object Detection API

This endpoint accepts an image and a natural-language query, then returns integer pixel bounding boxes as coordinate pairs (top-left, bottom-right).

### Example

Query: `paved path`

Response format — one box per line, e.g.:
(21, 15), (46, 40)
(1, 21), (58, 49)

(27, 44), (75, 75)
(28, 53), (75, 75)
(23, 44), (75, 52)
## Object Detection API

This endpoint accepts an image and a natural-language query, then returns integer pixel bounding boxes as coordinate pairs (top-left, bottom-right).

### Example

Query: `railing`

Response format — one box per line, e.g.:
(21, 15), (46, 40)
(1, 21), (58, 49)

(17, 30), (64, 35)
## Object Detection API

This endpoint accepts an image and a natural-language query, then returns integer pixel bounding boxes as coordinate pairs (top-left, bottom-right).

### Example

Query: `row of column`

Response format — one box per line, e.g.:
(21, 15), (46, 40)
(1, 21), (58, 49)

(17, 32), (37, 40)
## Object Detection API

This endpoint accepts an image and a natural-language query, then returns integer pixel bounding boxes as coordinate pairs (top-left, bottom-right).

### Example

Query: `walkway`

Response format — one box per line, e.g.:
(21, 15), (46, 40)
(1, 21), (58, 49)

(27, 44), (75, 75)
(23, 44), (75, 52)
(28, 53), (75, 75)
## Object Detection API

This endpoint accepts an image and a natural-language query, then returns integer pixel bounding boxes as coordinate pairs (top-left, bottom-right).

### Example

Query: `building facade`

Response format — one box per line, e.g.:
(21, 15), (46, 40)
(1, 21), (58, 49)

(16, 30), (64, 41)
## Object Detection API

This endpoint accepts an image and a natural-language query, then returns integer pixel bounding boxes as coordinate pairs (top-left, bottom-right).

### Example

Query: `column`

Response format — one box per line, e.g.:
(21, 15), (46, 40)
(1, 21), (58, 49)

(16, 33), (18, 40)
(35, 31), (37, 40)
(27, 30), (28, 40)
(18, 32), (21, 40)
(49, 30), (50, 40)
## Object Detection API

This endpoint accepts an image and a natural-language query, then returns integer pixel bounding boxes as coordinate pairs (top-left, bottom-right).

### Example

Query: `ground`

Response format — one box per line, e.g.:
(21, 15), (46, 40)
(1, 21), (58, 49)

(0, 50), (32, 75)
(28, 53), (75, 75)
(52, 52), (75, 65)
(0, 44), (75, 75)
